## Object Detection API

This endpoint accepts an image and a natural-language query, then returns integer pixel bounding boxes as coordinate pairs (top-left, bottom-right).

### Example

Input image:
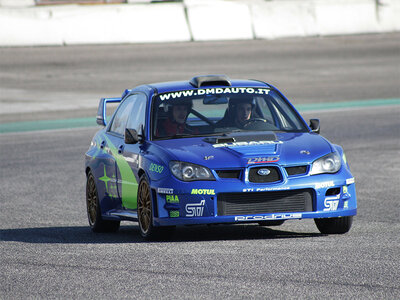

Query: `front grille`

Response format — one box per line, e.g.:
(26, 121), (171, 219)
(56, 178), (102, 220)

(248, 166), (281, 183)
(285, 166), (308, 176)
(216, 170), (241, 179)
(217, 189), (314, 216)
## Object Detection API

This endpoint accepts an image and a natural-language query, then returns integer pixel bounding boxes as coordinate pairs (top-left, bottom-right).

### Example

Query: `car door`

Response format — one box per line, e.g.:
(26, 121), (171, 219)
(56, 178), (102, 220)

(109, 93), (147, 211)
(106, 95), (137, 210)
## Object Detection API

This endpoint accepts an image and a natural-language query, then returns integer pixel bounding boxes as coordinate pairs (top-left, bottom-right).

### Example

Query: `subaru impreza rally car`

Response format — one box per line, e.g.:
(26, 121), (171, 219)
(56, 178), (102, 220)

(85, 75), (356, 239)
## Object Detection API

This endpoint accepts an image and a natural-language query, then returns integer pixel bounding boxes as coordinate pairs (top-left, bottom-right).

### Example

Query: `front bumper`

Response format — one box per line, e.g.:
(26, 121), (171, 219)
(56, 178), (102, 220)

(151, 167), (357, 227)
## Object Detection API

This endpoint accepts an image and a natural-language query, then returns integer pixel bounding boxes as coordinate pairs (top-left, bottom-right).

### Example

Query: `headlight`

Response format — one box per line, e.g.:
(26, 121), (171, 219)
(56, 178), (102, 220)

(169, 161), (215, 181)
(310, 152), (341, 175)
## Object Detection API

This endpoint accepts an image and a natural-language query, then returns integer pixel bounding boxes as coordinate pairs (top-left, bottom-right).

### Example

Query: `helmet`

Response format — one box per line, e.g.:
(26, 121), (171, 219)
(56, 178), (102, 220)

(163, 98), (193, 113)
(228, 95), (255, 112)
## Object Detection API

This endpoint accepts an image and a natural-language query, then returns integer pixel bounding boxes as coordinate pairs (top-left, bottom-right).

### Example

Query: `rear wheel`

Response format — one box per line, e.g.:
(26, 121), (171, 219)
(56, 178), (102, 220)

(314, 216), (353, 234)
(86, 172), (120, 232)
(137, 174), (174, 240)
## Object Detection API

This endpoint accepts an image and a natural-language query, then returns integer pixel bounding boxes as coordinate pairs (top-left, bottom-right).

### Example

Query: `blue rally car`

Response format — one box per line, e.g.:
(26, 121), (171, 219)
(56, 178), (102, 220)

(85, 75), (356, 239)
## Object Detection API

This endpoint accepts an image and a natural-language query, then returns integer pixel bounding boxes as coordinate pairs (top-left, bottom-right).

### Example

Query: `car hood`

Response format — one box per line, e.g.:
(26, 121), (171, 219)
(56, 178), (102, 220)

(152, 132), (333, 168)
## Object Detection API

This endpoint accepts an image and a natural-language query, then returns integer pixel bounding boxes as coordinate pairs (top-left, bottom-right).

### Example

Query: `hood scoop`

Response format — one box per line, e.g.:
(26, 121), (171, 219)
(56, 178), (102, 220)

(203, 132), (280, 155)
(204, 137), (236, 144)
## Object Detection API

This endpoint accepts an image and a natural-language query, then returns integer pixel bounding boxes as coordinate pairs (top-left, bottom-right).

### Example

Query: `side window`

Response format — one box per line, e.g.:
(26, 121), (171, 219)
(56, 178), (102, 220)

(109, 96), (135, 136)
(126, 94), (147, 133)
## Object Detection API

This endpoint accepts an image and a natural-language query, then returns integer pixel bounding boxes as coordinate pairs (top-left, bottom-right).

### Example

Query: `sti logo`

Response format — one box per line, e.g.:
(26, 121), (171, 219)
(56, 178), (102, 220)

(185, 200), (205, 217)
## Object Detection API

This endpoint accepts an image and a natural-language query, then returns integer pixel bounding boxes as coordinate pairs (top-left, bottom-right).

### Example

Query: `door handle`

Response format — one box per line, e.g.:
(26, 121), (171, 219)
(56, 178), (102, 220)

(118, 144), (124, 154)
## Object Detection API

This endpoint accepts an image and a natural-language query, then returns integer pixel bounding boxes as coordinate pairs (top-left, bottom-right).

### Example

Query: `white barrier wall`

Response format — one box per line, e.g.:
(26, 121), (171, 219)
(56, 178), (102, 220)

(0, 3), (191, 46)
(0, 0), (398, 47)
(58, 4), (191, 45)
(314, 0), (380, 36)
(0, 8), (64, 46)
(185, 0), (253, 41)
(377, 0), (400, 31)
(251, 1), (318, 39)
(0, 0), (34, 7)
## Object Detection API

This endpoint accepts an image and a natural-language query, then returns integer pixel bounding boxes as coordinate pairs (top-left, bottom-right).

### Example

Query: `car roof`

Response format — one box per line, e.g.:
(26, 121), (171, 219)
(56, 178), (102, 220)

(133, 75), (271, 95)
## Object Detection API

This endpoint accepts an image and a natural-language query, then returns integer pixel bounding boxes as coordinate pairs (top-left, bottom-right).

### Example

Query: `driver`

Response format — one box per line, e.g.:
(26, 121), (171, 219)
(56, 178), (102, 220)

(216, 96), (255, 128)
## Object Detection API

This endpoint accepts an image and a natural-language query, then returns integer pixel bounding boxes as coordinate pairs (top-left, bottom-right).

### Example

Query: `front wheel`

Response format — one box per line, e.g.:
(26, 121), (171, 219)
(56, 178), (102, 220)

(86, 172), (120, 232)
(314, 216), (353, 234)
(137, 174), (175, 240)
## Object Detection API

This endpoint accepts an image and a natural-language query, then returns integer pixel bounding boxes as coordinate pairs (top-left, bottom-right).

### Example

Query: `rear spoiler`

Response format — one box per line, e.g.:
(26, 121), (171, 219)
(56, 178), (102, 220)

(96, 97), (121, 126)
(97, 89), (132, 126)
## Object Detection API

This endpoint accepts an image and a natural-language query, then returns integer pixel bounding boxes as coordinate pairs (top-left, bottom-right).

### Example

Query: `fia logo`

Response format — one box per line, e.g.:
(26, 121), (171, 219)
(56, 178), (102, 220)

(185, 200), (205, 217)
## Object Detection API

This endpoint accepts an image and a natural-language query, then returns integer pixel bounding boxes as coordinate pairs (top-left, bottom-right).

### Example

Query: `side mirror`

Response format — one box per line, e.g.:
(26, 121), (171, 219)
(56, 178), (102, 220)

(125, 127), (145, 144)
(125, 128), (139, 144)
(309, 119), (320, 134)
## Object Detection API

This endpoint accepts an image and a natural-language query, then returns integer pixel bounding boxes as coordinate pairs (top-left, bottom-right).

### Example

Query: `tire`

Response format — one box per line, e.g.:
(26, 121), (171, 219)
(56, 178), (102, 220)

(258, 220), (285, 227)
(137, 174), (175, 240)
(314, 216), (353, 234)
(86, 172), (120, 233)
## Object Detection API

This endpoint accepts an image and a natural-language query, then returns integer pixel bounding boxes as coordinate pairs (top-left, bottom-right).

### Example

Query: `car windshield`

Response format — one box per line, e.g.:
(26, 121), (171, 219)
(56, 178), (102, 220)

(152, 87), (307, 140)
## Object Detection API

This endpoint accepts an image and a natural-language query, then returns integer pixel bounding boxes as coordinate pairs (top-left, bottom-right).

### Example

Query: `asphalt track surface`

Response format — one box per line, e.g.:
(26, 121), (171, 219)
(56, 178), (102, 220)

(1, 34), (400, 299)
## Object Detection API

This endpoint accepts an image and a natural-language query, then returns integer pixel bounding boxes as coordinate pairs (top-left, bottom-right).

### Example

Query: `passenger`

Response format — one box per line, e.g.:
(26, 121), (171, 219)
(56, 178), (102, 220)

(157, 101), (197, 137)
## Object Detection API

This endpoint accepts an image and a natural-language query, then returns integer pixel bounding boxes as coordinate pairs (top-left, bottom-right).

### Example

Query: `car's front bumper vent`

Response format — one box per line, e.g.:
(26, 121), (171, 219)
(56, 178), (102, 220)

(285, 165), (308, 176)
(217, 189), (314, 216)
(216, 169), (241, 179)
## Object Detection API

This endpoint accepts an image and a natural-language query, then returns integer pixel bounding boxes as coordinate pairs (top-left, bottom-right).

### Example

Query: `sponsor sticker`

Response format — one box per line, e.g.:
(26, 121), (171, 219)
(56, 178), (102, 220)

(169, 210), (180, 218)
(166, 195), (179, 203)
(213, 141), (282, 148)
(191, 189), (215, 195)
(159, 87), (270, 101)
(235, 213), (302, 221)
(315, 181), (335, 189)
(157, 187), (174, 194)
(185, 200), (205, 217)
(346, 178), (355, 185)
(149, 163), (164, 174)
(342, 186), (348, 194)
(247, 157), (279, 164)
(243, 186), (290, 192)
(323, 195), (340, 211)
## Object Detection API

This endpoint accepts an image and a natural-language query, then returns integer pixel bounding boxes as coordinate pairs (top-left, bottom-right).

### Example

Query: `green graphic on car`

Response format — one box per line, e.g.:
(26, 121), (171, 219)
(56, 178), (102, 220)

(96, 134), (138, 210)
